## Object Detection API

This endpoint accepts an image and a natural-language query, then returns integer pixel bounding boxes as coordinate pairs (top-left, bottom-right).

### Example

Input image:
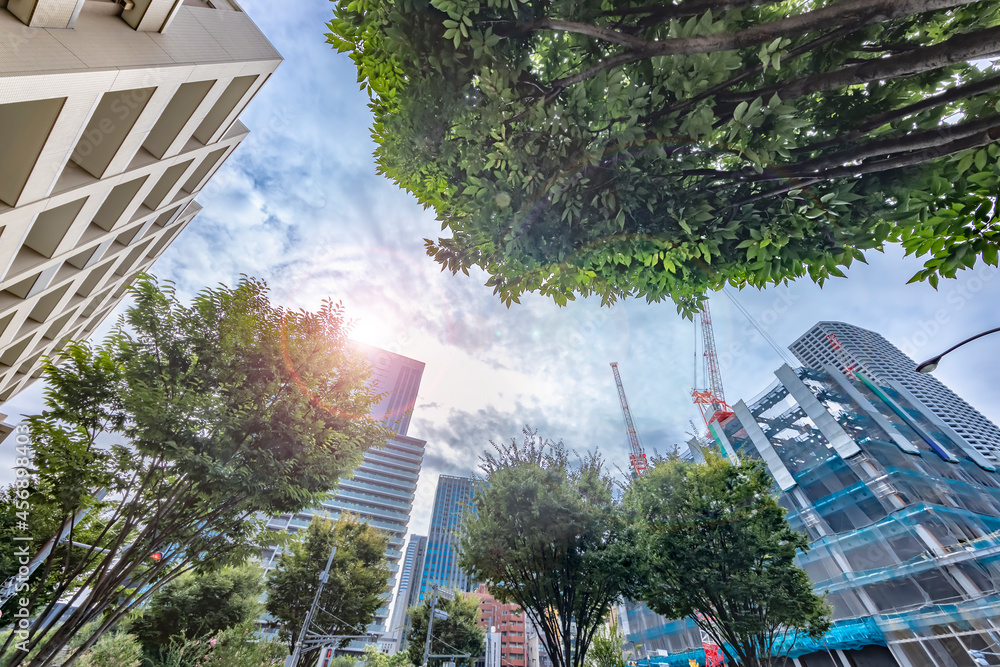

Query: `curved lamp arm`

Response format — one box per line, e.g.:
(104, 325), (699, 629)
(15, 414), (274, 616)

(916, 326), (1000, 373)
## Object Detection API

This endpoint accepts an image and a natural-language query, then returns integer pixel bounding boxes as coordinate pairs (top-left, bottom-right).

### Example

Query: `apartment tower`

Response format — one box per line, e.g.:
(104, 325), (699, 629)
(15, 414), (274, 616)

(471, 584), (528, 667)
(264, 346), (427, 652)
(789, 322), (1000, 464)
(0, 0), (280, 403)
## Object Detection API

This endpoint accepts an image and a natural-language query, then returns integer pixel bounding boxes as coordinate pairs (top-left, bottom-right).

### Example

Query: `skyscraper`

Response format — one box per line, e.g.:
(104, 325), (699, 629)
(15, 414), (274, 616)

(0, 0), (279, 404)
(414, 475), (478, 605)
(789, 321), (1000, 464)
(356, 342), (426, 436)
(387, 534), (427, 651)
(264, 346), (427, 652)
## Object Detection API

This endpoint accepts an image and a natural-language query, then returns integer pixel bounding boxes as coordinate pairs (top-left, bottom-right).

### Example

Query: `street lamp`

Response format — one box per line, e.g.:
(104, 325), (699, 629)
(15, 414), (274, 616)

(915, 326), (1000, 373)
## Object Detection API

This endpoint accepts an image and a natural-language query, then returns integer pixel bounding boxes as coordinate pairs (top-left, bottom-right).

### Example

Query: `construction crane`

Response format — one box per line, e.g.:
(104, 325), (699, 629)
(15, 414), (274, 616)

(610, 362), (648, 477)
(691, 303), (734, 429)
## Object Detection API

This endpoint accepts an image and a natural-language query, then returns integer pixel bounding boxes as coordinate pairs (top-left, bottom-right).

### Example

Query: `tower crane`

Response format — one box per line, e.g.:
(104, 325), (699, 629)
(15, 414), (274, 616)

(610, 362), (648, 477)
(691, 303), (734, 429)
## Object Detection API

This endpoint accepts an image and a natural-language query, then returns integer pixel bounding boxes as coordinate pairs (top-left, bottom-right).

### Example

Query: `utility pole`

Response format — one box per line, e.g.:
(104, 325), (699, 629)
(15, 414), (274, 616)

(286, 546), (337, 667)
(422, 585), (455, 667)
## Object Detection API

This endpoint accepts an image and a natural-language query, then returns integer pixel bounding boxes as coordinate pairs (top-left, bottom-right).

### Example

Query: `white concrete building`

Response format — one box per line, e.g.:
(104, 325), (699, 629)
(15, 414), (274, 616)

(789, 321), (1000, 465)
(0, 0), (280, 403)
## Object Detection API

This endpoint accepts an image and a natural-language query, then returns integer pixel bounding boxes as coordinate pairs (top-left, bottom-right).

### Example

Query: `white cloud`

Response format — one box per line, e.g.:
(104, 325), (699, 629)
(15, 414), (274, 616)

(3, 0), (1000, 552)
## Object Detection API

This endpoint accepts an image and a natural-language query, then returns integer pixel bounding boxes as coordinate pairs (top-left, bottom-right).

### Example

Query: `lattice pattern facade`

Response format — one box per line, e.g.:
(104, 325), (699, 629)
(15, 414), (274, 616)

(0, 0), (280, 404)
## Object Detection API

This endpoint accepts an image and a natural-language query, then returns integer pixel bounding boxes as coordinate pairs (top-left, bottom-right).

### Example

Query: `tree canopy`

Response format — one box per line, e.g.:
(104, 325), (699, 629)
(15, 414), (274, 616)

(328, 0), (1000, 314)
(459, 430), (629, 667)
(404, 591), (484, 667)
(126, 563), (265, 655)
(265, 515), (390, 660)
(1, 276), (388, 667)
(625, 454), (830, 667)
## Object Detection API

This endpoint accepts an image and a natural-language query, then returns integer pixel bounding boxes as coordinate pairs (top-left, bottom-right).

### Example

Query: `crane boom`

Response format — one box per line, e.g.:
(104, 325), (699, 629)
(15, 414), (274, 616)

(610, 362), (648, 477)
(701, 306), (726, 411)
(691, 303), (734, 428)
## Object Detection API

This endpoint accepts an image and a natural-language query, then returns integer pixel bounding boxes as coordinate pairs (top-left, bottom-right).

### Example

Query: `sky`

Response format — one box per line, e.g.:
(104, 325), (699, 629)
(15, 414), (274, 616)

(2, 0), (1000, 557)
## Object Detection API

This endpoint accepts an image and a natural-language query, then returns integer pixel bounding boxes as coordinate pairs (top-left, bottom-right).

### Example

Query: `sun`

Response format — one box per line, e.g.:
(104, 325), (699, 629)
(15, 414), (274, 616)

(348, 311), (391, 348)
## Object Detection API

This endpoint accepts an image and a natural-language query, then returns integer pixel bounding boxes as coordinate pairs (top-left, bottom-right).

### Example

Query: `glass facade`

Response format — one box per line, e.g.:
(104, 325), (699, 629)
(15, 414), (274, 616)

(625, 363), (1000, 667)
(415, 475), (478, 605)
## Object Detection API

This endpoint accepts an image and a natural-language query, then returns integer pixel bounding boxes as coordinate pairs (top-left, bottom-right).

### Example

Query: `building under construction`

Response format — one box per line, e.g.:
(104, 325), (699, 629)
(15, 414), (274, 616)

(621, 348), (1000, 666)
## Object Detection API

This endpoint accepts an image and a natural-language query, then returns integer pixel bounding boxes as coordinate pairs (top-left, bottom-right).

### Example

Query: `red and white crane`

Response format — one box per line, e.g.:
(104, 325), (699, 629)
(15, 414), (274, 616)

(692, 303), (734, 429)
(610, 362), (648, 478)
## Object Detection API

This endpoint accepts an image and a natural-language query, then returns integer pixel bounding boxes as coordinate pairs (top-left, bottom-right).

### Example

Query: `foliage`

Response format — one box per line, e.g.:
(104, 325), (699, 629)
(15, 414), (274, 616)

(328, 0), (1000, 315)
(0, 276), (389, 667)
(332, 656), (363, 667)
(361, 643), (413, 667)
(625, 454), (831, 667)
(72, 632), (142, 667)
(190, 622), (286, 667)
(145, 622), (286, 667)
(586, 625), (628, 667)
(265, 515), (390, 662)
(126, 563), (265, 655)
(404, 591), (484, 667)
(0, 483), (68, 617)
(459, 429), (628, 667)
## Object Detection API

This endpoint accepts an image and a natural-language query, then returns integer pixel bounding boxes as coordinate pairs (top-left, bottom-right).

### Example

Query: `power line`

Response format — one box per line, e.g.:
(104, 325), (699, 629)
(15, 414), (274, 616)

(722, 289), (798, 367)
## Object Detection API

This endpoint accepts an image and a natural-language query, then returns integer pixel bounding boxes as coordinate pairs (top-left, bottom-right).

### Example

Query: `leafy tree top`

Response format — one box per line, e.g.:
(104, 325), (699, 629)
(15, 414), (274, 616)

(625, 454), (830, 666)
(405, 590), (485, 667)
(459, 430), (629, 667)
(328, 0), (1000, 315)
(265, 514), (391, 653)
(5, 275), (389, 667)
(126, 562), (265, 653)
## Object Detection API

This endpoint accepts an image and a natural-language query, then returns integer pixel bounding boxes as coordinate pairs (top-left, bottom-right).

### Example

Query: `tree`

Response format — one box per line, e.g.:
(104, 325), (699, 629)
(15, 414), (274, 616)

(625, 454), (831, 667)
(0, 276), (389, 667)
(362, 641), (413, 667)
(459, 430), (629, 667)
(265, 515), (390, 663)
(404, 592), (484, 667)
(328, 0), (1000, 315)
(0, 484), (67, 617)
(125, 562), (265, 655)
(586, 625), (628, 667)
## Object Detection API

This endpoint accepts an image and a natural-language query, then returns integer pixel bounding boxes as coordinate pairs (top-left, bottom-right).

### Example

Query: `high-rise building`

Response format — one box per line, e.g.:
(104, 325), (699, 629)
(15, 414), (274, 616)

(789, 321), (1000, 464)
(387, 534), (427, 651)
(624, 361), (1000, 667)
(356, 342), (425, 436)
(0, 0), (280, 404)
(263, 346), (427, 653)
(414, 475), (478, 605)
(470, 584), (528, 667)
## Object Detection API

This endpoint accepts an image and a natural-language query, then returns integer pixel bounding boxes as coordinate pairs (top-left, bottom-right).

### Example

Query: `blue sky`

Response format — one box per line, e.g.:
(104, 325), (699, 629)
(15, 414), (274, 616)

(3, 0), (1000, 540)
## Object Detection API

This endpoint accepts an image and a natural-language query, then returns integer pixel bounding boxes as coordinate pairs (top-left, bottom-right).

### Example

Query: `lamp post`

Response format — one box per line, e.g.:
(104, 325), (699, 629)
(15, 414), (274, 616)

(915, 326), (1000, 373)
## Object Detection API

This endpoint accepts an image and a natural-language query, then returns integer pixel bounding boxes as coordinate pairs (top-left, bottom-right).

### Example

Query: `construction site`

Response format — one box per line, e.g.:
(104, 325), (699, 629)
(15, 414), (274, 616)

(611, 313), (1000, 667)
